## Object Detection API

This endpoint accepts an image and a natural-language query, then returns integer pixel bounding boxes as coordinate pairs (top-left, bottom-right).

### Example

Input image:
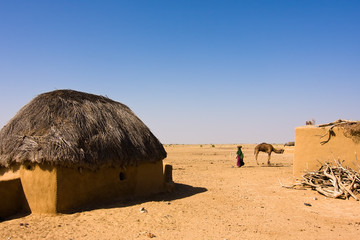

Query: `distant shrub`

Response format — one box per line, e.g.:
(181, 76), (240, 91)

(211, 144), (215, 148)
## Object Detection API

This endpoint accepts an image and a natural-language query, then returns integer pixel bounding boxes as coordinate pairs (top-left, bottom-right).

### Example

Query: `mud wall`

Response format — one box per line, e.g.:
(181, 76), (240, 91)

(0, 178), (29, 219)
(294, 126), (360, 178)
(0, 166), (29, 219)
(20, 164), (58, 214)
(20, 160), (165, 214)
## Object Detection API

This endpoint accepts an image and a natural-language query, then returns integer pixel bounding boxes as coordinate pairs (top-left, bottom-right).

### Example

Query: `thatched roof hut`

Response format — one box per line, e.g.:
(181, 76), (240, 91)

(0, 89), (166, 169)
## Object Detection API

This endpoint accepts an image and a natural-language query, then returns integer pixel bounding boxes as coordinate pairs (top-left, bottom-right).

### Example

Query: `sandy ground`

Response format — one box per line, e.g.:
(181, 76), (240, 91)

(1, 144), (360, 240)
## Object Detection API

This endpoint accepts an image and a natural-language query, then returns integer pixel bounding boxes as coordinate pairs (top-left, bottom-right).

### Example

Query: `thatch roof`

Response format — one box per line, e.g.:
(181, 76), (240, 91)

(0, 90), (166, 169)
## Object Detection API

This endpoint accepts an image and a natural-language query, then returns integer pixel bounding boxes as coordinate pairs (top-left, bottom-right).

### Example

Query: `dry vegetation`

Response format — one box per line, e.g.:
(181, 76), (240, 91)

(281, 160), (360, 201)
(1, 144), (360, 239)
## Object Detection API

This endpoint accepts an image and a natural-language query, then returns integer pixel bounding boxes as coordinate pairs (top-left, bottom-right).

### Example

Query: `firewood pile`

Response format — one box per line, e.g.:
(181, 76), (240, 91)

(281, 160), (360, 201)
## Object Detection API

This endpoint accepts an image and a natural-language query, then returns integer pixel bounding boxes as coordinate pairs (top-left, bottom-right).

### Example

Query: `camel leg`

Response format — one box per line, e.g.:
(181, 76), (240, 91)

(267, 153), (271, 165)
(255, 151), (260, 165)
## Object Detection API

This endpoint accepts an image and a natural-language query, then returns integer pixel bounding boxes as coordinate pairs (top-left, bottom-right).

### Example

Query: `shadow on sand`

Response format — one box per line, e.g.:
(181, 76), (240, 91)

(71, 183), (207, 213)
(259, 163), (292, 168)
(0, 211), (31, 222)
(240, 163), (292, 168)
(1, 183), (207, 222)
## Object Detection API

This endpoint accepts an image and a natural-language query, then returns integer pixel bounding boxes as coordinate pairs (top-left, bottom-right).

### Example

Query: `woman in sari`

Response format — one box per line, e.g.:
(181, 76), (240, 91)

(236, 145), (244, 167)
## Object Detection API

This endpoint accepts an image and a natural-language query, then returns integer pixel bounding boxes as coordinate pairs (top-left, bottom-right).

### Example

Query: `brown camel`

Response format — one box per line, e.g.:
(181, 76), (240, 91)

(254, 143), (284, 165)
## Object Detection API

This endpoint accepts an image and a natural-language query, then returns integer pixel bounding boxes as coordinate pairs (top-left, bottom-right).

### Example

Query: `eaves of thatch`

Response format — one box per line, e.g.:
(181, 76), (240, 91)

(0, 90), (166, 169)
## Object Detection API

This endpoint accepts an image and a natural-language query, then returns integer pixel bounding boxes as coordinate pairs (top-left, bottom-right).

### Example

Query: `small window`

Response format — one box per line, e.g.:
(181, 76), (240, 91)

(119, 172), (126, 181)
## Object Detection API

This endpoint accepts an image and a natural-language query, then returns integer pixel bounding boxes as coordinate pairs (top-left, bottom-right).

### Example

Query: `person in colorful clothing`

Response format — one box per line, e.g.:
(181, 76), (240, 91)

(236, 145), (245, 167)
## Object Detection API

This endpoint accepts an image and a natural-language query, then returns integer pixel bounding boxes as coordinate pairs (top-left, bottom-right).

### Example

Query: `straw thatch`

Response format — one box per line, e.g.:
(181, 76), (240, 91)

(0, 90), (166, 169)
(343, 122), (360, 143)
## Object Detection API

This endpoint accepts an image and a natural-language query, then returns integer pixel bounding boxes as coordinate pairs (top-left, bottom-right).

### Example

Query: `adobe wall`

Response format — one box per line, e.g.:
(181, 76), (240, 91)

(20, 164), (58, 214)
(20, 160), (166, 214)
(0, 178), (29, 219)
(0, 166), (29, 219)
(294, 126), (360, 178)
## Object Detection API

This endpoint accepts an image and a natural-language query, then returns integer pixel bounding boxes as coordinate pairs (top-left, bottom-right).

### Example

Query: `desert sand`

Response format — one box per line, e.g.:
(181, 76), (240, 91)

(1, 144), (360, 240)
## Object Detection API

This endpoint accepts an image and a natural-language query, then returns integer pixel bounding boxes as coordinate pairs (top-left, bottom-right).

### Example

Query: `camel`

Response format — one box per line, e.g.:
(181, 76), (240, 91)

(254, 143), (284, 165)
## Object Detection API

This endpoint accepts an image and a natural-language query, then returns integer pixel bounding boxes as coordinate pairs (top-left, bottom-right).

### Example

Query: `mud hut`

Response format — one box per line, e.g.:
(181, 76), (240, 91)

(0, 90), (170, 216)
(294, 120), (360, 177)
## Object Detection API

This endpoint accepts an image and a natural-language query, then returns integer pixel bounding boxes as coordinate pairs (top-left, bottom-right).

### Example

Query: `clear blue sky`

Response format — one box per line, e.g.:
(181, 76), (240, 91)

(0, 0), (359, 144)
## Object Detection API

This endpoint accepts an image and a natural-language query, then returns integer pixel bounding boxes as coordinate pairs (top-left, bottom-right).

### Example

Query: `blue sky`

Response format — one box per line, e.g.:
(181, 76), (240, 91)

(0, 0), (359, 144)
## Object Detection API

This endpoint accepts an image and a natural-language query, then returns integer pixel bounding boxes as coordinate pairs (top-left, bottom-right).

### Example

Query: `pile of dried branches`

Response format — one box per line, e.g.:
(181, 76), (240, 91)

(280, 160), (360, 201)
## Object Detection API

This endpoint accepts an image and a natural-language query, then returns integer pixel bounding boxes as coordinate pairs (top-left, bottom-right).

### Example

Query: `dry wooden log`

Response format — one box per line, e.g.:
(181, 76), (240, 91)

(320, 127), (336, 145)
(337, 176), (358, 200)
(317, 119), (356, 128)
